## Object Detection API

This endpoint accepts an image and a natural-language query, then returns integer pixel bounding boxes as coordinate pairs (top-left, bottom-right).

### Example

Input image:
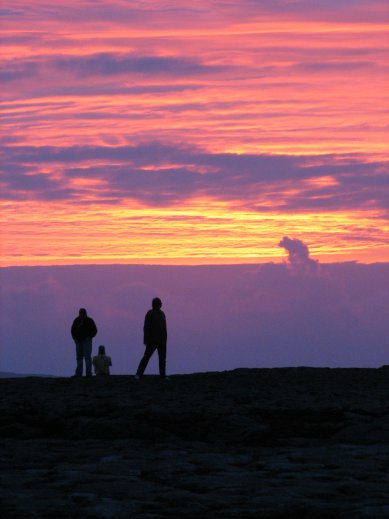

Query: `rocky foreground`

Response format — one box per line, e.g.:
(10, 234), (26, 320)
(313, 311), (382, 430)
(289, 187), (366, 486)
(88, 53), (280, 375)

(1, 368), (389, 519)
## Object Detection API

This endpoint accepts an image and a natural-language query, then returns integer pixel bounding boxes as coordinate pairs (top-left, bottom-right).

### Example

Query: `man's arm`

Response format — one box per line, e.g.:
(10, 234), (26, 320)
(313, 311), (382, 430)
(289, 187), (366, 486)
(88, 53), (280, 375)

(71, 319), (77, 340)
(89, 318), (98, 338)
(143, 311), (152, 345)
(162, 311), (167, 343)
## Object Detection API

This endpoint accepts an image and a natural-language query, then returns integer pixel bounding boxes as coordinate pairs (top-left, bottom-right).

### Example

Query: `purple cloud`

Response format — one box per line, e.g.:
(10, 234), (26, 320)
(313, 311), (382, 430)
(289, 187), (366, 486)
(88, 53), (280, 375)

(54, 53), (221, 78)
(1, 52), (222, 83)
(278, 236), (319, 274)
(292, 61), (377, 73)
(0, 165), (77, 201)
(0, 61), (39, 82)
(2, 143), (388, 214)
(1, 258), (389, 375)
(240, 0), (389, 22)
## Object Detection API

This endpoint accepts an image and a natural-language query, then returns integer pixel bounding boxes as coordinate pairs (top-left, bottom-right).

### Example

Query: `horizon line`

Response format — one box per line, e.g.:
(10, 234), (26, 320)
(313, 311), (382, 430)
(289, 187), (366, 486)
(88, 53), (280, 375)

(2, 259), (389, 269)
(2, 366), (389, 379)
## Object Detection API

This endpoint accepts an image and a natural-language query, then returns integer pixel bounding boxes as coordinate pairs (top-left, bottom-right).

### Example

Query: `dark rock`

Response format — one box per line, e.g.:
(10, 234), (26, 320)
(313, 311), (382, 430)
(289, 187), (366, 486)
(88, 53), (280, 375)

(1, 368), (389, 518)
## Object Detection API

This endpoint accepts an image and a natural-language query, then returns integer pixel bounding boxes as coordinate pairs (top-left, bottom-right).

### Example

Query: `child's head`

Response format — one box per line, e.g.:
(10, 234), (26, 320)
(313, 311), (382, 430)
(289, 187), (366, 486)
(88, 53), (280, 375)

(98, 345), (106, 355)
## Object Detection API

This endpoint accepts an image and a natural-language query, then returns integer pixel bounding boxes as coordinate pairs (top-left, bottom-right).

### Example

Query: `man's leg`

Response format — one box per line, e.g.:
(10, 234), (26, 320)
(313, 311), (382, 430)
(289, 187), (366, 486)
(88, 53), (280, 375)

(84, 338), (93, 376)
(136, 344), (156, 377)
(75, 342), (83, 376)
(157, 343), (167, 378)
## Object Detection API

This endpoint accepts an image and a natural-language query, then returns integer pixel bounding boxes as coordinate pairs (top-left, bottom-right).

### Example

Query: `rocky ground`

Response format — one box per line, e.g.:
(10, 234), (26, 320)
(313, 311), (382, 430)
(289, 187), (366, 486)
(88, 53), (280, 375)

(1, 368), (389, 518)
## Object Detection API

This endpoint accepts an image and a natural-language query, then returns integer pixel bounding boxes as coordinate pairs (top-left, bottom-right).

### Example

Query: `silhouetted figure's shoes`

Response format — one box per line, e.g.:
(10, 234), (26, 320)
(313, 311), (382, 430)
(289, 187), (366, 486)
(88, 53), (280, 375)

(71, 374), (82, 378)
(161, 376), (170, 381)
(134, 375), (141, 380)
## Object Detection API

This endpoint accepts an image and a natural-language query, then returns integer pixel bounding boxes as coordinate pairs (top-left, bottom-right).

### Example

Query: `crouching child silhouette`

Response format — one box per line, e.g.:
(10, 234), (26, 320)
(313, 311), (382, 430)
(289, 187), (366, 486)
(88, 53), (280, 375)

(93, 345), (112, 376)
(136, 297), (168, 379)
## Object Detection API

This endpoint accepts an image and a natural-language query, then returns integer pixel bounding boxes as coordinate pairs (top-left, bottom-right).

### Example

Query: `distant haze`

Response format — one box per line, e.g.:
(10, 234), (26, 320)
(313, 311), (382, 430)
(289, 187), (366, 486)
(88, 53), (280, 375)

(1, 256), (388, 376)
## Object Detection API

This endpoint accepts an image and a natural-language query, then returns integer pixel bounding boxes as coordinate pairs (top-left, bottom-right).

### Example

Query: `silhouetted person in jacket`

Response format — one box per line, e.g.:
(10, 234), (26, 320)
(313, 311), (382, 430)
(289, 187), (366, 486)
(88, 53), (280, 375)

(71, 308), (97, 377)
(93, 345), (112, 376)
(136, 297), (168, 379)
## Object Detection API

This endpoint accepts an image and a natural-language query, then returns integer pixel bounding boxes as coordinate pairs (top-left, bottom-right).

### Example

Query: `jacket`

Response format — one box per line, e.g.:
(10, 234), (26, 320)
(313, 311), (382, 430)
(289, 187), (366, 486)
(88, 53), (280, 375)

(71, 316), (98, 342)
(143, 309), (167, 346)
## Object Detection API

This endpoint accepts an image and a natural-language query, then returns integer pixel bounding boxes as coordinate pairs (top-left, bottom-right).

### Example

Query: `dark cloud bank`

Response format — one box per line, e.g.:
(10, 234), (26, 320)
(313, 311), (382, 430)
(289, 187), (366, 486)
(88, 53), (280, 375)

(1, 240), (388, 376)
(2, 143), (389, 212)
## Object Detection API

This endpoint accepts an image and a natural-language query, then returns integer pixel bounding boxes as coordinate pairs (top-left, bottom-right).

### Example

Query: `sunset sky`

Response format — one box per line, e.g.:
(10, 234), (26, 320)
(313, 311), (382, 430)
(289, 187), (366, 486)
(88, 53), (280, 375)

(1, 0), (389, 266)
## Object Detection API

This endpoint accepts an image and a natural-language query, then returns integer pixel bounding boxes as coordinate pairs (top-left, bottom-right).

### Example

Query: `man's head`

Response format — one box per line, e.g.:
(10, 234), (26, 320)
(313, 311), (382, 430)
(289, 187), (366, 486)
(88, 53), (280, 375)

(152, 297), (162, 309)
(79, 308), (87, 318)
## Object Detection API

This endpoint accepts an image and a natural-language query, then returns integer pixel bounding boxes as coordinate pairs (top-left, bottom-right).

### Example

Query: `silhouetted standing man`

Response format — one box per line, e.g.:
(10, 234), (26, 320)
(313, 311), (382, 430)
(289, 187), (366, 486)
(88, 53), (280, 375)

(71, 308), (97, 377)
(136, 298), (168, 379)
